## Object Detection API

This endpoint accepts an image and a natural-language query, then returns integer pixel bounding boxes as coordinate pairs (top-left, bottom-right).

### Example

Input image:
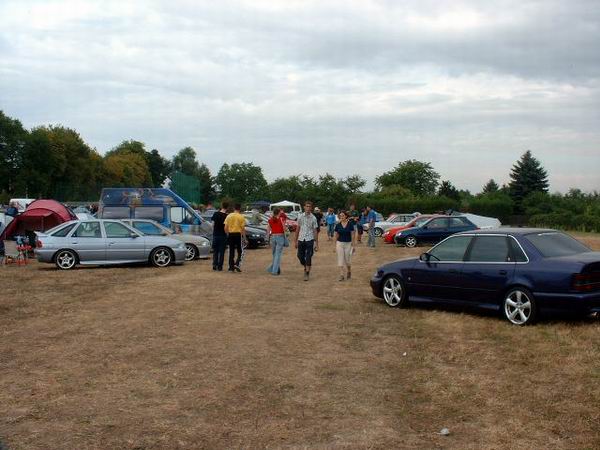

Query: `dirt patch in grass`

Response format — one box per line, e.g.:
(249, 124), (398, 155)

(1, 234), (599, 449)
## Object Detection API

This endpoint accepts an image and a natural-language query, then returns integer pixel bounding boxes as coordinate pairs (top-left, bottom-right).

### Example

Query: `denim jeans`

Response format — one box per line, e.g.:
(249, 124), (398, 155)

(368, 227), (376, 247)
(267, 234), (285, 274)
(327, 223), (335, 237)
(212, 234), (227, 269)
(227, 233), (242, 269)
(297, 240), (315, 267)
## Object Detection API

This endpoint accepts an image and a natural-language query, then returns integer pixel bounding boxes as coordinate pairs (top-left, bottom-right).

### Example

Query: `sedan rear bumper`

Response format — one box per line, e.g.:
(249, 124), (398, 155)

(34, 249), (55, 263)
(534, 291), (600, 313)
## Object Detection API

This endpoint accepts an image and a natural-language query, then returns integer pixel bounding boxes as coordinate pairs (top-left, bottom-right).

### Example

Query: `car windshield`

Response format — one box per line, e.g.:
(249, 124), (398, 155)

(526, 232), (591, 257)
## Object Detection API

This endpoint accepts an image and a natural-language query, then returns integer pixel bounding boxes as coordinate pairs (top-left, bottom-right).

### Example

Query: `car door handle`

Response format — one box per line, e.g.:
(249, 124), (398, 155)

(448, 268), (458, 273)
(499, 270), (507, 275)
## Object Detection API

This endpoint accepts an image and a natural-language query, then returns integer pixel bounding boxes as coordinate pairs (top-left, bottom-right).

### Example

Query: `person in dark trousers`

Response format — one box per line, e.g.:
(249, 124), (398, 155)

(211, 202), (229, 271)
(294, 201), (319, 281)
(224, 203), (246, 272)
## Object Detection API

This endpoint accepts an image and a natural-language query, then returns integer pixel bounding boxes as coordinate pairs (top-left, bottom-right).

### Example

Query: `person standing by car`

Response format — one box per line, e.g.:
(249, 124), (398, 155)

(325, 208), (336, 241)
(211, 201), (229, 271)
(366, 205), (377, 248)
(356, 208), (366, 243)
(295, 201), (319, 281)
(334, 210), (356, 281)
(224, 203), (246, 272)
(266, 208), (287, 275)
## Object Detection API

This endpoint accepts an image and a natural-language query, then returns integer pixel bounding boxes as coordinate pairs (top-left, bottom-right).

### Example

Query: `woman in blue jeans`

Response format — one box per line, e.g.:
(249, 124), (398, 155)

(266, 208), (287, 275)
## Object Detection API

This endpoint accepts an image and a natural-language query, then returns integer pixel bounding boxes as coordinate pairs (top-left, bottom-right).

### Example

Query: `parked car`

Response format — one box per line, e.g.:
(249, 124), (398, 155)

(382, 215), (439, 244)
(364, 213), (416, 236)
(120, 219), (210, 261)
(394, 216), (477, 247)
(245, 224), (268, 248)
(34, 219), (186, 270)
(371, 228), (600, 325)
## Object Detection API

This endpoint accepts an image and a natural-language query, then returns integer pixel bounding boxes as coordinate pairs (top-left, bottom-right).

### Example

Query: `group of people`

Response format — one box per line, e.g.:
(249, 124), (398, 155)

(210, 201), (379, 282)
(325, 205), (378, 248)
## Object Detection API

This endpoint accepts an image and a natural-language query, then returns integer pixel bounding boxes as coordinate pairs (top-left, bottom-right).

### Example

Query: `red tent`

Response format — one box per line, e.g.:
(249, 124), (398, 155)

(1, 200), (77, 240)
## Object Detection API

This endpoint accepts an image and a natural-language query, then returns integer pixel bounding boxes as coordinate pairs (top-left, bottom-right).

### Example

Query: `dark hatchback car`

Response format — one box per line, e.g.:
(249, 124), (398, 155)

(371, 228), (600, 325)
(394, 215), (478, 247)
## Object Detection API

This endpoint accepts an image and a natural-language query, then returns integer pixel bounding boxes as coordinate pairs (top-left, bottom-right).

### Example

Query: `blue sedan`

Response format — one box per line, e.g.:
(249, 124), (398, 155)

(394, 215), (478, 248)
(371, 228), (600, 325)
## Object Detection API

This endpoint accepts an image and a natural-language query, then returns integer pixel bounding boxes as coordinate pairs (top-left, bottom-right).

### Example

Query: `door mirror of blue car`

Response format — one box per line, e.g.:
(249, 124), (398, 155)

(419, 252), (430, 262)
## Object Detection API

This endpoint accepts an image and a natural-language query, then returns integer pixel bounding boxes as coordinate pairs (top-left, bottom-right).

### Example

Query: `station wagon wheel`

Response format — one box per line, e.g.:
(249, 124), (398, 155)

(382, 275), (408, 307)
(374, 227), (383, 237)
(503, 287), (537, 325)
(184, 244), (198, 261)
(150, 247), (173, 268)
(405, 236), (418, 248)
(55, 249), (77, 270)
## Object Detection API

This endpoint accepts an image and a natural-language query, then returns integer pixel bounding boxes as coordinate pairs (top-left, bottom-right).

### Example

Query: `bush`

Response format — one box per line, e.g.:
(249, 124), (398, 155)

(468, 193), (514, 223)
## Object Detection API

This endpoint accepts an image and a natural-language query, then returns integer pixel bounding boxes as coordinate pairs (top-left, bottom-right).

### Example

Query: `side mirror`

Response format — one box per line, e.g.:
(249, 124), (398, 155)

(421, 225), (428, 230)
(419, 252), (430, 262)
(130, 232), (139, 238)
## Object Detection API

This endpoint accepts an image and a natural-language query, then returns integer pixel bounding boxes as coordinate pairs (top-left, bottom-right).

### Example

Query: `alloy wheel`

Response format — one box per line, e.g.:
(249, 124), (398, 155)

(185, 244), (197, 261)
(405, 236), (417, 248)
(504, 289), (533, 325)
(56, 250), (76, 270)
(383, 276), (404, 307)
(152, 248), (172, 267)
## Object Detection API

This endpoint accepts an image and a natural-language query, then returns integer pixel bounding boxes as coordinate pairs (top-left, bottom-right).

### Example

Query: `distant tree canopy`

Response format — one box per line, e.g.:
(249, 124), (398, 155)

(2, 110), (598, 231)
(376, 160), (440, 196)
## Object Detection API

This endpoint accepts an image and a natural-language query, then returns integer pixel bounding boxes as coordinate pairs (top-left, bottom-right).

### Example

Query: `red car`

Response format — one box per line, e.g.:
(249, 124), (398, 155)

(382, 215), (439, 244)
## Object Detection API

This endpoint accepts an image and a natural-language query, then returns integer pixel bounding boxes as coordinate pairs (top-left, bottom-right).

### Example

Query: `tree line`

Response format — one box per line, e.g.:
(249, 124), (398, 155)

(1, 110), (599, 231)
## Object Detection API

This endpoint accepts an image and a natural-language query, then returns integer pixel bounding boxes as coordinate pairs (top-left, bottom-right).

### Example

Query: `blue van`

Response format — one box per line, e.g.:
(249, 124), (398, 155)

(98, 188), (213, 239)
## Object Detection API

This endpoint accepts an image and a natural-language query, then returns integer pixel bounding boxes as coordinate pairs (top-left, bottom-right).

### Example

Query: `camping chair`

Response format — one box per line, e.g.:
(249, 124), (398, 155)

(2, 240), (27, 266)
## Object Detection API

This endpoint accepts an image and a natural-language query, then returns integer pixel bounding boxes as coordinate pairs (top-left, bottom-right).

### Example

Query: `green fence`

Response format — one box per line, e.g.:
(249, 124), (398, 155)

(169, 171), (202, 205)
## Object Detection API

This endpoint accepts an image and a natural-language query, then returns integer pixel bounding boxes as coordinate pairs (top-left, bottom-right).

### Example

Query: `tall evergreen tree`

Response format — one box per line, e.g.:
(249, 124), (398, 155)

(438, 180), (460, 201)
(508, 150), (549, 209)
(482, 179), (499, 194)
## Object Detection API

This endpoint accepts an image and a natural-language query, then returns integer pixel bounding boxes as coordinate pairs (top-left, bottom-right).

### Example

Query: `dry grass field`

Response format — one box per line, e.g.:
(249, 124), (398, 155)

(1, 234), (599, 449)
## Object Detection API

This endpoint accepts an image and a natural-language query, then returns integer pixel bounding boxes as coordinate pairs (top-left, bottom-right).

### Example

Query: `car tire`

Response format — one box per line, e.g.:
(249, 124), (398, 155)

(150, 247), (173, 268)
(54, 249), (78, 270)
(374, 227), (383, 237)
(404, 235), (418, 248)
(184, 244), (198, 261)
(502, 287), (537, 325)
(382, 275), (408, 308)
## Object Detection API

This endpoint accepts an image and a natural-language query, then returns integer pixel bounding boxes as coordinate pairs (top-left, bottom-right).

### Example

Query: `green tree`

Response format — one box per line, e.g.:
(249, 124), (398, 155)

(0, 111), (28, 195)
(146, 149), (171, 187)
(268, 175), (305, 203)
(172, 147), (200, 176)
(197, 163), (216, 203)
(508, 150), (549, 210)
(375, 160), (440, 196)
(215, 162), (268, 203)
(104, 152), (152, 188)
(482, 179), (499, 194)
(438, 180), (460, 201)
(343, 175), (366, 194)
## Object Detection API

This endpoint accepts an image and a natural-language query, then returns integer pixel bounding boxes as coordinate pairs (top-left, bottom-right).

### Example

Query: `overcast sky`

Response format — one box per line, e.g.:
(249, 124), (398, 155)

(1, 0), (599, 192)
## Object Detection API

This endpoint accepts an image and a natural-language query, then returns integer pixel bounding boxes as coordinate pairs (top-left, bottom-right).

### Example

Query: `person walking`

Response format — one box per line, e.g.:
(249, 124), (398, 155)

(224, 203), (246, 272)
(266, 208), (287, 275)
(294, 201), (319, 281)
(334, 210), (356, 281)
(357, 208), (366, 243)
(211, 202), (229, 271)
(325, 208), (336, 241)
(366, 205), (377, 248)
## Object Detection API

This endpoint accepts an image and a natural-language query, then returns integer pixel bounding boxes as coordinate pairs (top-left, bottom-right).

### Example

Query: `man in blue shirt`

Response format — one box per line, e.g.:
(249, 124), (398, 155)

(366, 205), (377, 248)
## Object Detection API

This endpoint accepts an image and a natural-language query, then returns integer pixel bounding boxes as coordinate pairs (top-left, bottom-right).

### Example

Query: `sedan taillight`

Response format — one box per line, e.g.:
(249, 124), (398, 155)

(572, 272), (600, 292)
(36, 239), (43, 248)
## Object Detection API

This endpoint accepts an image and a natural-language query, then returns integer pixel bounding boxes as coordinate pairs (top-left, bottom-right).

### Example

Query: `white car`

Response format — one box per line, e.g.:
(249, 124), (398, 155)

(121, 219), (211, 261)
(364, 213), (418, 236)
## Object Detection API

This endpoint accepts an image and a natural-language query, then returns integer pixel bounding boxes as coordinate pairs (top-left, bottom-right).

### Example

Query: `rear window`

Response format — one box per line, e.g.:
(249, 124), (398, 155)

(526, 232), (591, 258)
(51, 223), (77, 237)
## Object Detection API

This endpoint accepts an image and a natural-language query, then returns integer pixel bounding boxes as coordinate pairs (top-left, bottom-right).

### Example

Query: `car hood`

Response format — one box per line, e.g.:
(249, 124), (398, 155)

(379, 257), (417, 271)
(246, 226), (267, 236)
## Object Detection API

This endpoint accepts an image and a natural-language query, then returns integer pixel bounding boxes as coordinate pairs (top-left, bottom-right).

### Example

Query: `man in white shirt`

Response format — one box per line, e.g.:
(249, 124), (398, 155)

(294, 201), (319, 281)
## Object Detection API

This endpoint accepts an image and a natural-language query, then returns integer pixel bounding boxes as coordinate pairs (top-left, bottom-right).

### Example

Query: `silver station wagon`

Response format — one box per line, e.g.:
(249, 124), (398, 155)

(34, 219), (187, 270)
